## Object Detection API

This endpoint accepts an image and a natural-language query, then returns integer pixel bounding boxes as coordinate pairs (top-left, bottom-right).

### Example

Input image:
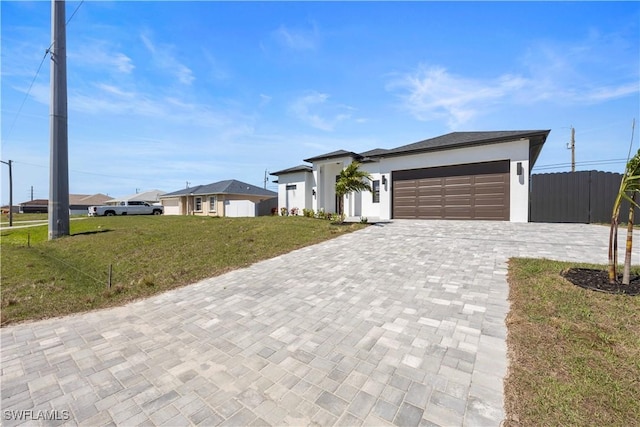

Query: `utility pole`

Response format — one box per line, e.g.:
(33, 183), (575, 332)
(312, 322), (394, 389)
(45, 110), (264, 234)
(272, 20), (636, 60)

(49, 0), (70, 240)
(31, 185), (34, 201)
(1, 160), (13, 227)
(568, 127), (576, 172)
(264, 169), (269, 189)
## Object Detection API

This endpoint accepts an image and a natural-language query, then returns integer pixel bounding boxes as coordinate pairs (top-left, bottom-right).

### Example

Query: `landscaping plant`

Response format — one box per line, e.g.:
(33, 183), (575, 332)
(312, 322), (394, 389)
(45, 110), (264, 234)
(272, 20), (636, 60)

(335, 161), (372, 219)
(609, 148), (640, 285)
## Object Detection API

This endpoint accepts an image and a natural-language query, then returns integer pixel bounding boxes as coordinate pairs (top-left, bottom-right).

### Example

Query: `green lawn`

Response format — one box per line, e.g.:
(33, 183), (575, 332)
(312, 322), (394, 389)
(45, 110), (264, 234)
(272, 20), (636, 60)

(505, 258), (640, 426)
(1, 215), (365, 325)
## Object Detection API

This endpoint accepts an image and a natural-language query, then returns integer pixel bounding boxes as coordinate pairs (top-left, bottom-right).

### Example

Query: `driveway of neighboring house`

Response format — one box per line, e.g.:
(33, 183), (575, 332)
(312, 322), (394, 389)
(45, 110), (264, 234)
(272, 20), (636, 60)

(0, 221), (617, 426)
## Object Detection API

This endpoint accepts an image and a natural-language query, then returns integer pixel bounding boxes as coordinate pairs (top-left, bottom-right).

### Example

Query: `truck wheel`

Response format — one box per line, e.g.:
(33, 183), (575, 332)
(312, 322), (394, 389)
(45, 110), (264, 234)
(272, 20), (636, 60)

(106, 211), (115, 216)
(153, 210), (162, 215)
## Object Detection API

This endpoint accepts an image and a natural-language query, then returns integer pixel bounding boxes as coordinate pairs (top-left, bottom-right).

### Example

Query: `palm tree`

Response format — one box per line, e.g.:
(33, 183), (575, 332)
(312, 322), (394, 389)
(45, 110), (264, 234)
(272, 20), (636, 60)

(609, 149), (640, 284)
(335, 161), (372, 219)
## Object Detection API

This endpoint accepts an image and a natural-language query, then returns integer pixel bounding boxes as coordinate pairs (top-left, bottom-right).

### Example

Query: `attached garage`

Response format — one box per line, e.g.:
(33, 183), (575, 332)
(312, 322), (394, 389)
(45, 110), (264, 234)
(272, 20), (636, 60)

(162, 198), (181, 215)
(392, 160), (510, 220)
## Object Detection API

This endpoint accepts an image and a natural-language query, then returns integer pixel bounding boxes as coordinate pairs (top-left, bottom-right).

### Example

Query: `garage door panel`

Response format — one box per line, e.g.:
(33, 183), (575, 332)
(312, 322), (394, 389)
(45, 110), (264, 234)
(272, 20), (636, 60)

(444, 197), (472, 206)
(392, 160), (509, 220)
(444, 176), (472, 186)
(475, 173), (507, 183)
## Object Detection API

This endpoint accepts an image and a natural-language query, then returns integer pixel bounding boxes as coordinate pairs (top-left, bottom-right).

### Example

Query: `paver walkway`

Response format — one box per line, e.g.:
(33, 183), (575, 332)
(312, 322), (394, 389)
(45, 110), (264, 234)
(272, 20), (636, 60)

(1, 221), (620, 426)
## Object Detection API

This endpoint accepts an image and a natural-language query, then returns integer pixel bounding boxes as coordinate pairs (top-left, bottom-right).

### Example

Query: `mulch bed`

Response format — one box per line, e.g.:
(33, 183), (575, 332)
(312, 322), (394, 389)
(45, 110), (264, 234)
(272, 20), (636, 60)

(562, 268), (640, 296)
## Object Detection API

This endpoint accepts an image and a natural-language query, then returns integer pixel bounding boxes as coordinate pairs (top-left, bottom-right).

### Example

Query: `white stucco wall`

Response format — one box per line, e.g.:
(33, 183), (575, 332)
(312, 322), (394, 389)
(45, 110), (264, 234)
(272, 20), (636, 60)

(312, 159), (350, 215)
(359, 163), (382, 219)
(277, 171), (313, 215)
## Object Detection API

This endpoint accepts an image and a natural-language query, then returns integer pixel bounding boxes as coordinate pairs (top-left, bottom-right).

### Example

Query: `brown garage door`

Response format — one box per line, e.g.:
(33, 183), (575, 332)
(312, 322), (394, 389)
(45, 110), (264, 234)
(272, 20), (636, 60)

(392, 160), (510, 220)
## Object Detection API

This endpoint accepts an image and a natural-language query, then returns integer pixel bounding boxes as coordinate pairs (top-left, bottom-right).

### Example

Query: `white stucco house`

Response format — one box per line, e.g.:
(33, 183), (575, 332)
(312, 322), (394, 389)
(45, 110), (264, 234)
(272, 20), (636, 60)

(271, 130), (550, 222)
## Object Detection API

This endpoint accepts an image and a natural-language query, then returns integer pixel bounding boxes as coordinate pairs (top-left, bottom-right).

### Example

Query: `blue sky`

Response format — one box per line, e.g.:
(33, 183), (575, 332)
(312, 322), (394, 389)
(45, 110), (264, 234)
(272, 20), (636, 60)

(2, 1), (639, 204)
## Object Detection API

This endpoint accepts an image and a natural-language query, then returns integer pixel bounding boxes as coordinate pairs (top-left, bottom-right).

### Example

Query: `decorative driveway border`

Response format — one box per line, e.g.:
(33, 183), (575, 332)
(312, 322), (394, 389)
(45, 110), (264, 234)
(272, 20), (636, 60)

(1, 221), (620, 426)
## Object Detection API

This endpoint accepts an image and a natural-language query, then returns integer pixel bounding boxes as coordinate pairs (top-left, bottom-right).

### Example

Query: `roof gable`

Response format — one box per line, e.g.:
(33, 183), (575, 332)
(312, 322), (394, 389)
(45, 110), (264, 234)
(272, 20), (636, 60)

(303, 150), (360, 163)
(271, 165), (312, 175)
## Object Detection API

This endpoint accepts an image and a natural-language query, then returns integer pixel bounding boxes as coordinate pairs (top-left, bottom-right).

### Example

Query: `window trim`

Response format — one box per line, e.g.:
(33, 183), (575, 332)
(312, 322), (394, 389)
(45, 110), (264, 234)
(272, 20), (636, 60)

(194, 197), (202, 212)
(372, 180), (380, 203)
(209, 196), (217, 212)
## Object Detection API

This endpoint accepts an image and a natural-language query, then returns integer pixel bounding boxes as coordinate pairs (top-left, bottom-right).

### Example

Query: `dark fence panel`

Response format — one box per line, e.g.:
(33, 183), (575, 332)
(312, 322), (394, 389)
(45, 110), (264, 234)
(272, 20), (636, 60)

(256, 197), (278, 216)
(530, 171), (636, 223)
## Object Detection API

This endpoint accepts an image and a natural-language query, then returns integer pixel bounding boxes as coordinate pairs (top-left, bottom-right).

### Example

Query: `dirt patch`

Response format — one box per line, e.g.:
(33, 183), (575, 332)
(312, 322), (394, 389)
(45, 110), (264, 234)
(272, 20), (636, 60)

(562, 268), (640, 296)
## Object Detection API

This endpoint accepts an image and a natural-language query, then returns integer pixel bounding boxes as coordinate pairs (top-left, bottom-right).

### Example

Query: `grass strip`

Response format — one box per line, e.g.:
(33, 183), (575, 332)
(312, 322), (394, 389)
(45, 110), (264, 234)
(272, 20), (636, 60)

(1, 215), (365, 325)
(505, 258), (640, 427)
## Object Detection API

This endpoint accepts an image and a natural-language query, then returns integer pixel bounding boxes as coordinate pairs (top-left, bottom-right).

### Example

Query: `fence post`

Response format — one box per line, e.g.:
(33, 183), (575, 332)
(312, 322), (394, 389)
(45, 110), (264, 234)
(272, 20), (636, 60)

(108, 264), (112, 289)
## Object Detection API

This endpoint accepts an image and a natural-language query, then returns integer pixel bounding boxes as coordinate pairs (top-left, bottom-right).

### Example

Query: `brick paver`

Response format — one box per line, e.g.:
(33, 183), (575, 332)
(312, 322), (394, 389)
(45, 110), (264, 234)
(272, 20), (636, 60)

(0, 221), (621, 426)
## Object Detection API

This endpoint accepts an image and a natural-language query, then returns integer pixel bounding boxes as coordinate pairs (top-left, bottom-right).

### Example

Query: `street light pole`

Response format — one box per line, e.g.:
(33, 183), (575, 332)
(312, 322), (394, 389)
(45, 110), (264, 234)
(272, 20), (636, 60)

(1, 160), (13, 227)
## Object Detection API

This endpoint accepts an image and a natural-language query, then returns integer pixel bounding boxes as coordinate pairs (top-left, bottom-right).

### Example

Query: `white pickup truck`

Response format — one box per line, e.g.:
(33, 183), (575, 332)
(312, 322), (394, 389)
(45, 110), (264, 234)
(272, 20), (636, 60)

(88, 201), (164, 217)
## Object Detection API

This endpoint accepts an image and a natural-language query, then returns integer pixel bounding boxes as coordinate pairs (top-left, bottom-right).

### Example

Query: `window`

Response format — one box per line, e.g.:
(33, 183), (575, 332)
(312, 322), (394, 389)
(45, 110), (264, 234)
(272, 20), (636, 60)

(209, 196), (217, 212)
(195, 197), (202, 212)
(286, 184), (297, 190)
(372, 180), (380, 203)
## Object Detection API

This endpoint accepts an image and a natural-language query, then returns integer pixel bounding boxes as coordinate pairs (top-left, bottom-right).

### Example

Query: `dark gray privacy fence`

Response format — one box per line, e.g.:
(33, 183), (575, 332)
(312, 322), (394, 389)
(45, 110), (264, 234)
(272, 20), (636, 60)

(530, 171), (636, 223)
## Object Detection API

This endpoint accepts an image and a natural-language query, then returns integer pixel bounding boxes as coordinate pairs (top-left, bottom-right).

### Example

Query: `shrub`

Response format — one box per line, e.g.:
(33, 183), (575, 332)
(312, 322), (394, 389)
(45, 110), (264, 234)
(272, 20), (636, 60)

(290, 207), (299, 216)
(360, 217), (368, 224)
(315, 209), (325, 219)
(271, 207), (278, 216)
(303, 208), (315, 218)
(280, 207), (288, 216)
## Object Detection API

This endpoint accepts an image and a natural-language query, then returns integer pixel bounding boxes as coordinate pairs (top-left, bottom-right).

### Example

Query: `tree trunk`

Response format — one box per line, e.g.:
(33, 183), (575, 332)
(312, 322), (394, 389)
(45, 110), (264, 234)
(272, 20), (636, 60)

(623, 193), (636, 285)
(609, 215), (619, 284)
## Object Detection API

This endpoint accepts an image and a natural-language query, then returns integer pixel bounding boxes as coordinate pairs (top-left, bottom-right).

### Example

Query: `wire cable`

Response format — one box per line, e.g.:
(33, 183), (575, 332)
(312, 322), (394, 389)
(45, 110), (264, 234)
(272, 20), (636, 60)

(4, 0), (85, 141)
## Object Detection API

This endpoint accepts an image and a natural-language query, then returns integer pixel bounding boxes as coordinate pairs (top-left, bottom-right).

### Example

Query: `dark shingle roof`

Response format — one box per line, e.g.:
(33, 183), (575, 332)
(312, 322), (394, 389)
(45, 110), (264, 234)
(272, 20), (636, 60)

(298, 130), (550, 168)
(161, 179), (276, 198)
(303, 150), (360, 163)
(271, 165), (313, 175)
(384, 130), (550, 156)
(359, 148), (389, 158)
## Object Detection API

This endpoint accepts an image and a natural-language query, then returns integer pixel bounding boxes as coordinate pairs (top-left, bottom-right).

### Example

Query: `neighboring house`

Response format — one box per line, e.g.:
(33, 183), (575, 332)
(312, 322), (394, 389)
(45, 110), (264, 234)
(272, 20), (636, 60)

(271, 130), (550, 222)
(160, 179), (277, 217)
(18, 194), (112, 214)
(69, 193), (113, 214)
(19, 199), (48, 214)
(105, 189), (165, 206)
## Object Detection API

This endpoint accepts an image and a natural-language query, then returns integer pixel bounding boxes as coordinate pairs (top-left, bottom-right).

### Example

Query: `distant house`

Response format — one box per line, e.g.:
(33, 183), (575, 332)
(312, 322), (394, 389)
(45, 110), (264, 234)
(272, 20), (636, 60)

(19, 199), (48, 214)
(105, 189), (165, 206)
(160, 180), (277, 217)
(18, 194), (112, 214)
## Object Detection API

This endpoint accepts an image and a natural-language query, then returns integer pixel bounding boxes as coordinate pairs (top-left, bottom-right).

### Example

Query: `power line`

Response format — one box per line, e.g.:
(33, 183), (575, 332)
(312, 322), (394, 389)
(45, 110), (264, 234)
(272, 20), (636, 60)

(11, 160), (145, 182)
(4, 1), (85, 141)
(534, 158), (627, 171)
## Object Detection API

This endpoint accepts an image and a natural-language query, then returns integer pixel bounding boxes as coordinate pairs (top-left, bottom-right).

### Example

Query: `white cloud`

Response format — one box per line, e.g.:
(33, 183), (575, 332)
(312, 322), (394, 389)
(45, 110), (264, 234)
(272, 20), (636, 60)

(69, 40), (134, 74)
(289, 92), (353, 131)
(140, 32), (194, 85)
(387, 66), (529, 127)
(272, 24), (319, 50)
(259, 94), (272, 107)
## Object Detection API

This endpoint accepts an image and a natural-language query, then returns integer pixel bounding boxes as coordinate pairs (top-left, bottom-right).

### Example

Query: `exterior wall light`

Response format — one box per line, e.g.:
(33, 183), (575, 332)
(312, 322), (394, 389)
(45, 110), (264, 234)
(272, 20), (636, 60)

(517, 162), (523, 176)
(381, 175), (387, 185)
(312, 189), (316, 197)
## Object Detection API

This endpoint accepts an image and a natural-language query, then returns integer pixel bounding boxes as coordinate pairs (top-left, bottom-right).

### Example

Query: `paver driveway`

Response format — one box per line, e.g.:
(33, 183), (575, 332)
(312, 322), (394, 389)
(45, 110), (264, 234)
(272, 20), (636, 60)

(1, 220), (620, 426)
